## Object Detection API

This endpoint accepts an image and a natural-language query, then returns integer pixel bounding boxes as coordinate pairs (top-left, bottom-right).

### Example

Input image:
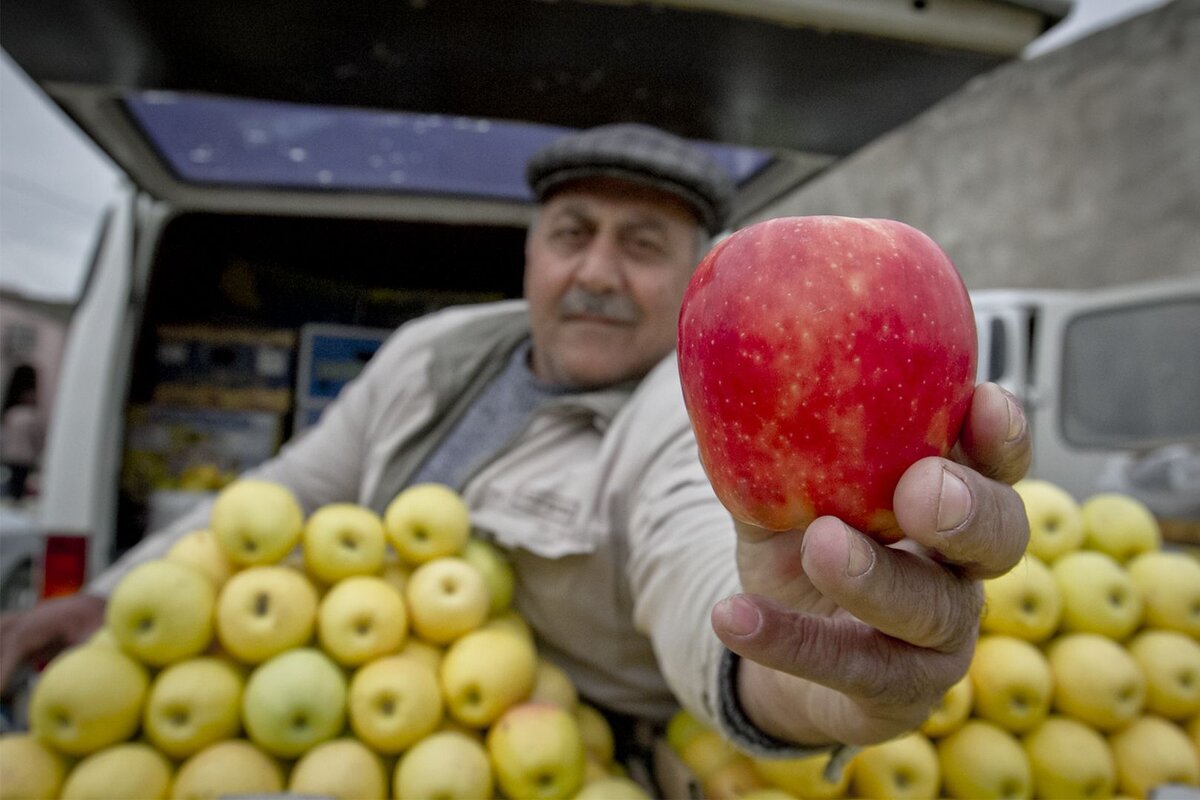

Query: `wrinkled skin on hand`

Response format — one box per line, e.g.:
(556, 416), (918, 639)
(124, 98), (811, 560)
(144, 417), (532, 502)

(0, 593), (107, 696)
(712, 382), (1031, 746)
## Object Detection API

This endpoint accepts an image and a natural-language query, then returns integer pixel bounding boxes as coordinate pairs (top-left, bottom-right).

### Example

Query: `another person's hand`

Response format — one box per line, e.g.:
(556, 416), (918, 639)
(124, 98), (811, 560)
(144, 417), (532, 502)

(0, 593), (107, 696)
(712, 382), (1031, 746)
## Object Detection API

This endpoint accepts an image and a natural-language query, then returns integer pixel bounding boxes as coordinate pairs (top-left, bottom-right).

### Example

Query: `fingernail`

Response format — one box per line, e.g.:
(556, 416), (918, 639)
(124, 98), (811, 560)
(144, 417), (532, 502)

(845, 530), (875, 577)
(1002, 389), (1025, 443)
(938, 469), (973, 533)
(717, 596), (761, 637)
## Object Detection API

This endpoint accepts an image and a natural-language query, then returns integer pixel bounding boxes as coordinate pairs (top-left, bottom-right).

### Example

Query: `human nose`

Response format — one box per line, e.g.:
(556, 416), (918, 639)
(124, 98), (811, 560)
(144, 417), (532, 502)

(574, 232), (624, 292)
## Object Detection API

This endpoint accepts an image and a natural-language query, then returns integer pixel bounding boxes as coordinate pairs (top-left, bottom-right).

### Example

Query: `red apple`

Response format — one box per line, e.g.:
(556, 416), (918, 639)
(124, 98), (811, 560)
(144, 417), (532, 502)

(677, 216), (977, 541)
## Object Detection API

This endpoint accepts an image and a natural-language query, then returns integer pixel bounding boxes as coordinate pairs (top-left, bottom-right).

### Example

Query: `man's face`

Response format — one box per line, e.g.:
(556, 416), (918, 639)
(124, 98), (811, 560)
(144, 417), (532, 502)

(524, 178), (706, 389)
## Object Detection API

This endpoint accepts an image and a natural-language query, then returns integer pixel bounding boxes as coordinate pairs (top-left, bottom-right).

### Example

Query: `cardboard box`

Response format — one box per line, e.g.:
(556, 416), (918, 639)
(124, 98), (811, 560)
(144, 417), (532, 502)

(152, 324), (297, 412)
(292, 323), (392, 435)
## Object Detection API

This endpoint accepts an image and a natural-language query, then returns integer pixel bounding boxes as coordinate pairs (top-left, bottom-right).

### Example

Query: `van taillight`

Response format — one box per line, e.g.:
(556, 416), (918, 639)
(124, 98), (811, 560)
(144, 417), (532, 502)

(41, 536), (88, 599)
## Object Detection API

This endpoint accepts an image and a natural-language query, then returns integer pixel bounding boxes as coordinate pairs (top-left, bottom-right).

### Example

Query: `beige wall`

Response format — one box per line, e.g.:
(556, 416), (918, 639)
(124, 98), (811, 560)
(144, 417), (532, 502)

(754, 0), (1199, 291)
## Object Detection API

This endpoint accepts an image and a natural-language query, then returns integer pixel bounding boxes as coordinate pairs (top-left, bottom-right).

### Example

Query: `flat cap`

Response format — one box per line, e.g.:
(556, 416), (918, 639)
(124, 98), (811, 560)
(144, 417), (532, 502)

(526, 123), (735, 235)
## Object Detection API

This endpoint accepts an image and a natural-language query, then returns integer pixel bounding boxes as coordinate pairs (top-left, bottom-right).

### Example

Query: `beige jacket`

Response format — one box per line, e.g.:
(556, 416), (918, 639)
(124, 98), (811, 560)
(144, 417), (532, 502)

(93, 300), (744, 734)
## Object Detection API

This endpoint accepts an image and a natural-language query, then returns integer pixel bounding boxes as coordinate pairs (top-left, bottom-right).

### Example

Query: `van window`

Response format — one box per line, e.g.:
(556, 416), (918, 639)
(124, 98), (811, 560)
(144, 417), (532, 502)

(987, 317), (1007, 383)
(1061, 298), (1200, 449)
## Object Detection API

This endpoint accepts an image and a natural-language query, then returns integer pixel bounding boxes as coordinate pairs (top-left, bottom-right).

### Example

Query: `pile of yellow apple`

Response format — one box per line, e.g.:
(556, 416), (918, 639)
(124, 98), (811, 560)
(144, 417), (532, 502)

(0, 479), (649, 800)
(665, 482), (1200, 800)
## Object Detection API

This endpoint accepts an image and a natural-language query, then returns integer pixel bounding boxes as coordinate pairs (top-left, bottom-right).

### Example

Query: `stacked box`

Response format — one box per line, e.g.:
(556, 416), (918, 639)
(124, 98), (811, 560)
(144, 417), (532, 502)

(152, 325), (297, 412)
(293, 323), (393, 436)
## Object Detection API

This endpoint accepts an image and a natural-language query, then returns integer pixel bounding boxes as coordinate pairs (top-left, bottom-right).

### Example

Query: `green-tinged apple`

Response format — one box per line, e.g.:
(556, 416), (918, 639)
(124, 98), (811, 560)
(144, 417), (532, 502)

(460, 536), (516, 614)
(241, 647), (347, 758)
(936, 719), (1032, 800)
(1128, 629), (1200, 720)
(530, 657), (580, 711)
(29, 645), (149, 756)
(143, 655), (244, 759)
(1109, 715), (1200, 798)
(398, 636), (444, 673)
(405, 556), (490, 644)
(1021, 715), (1116, 800)
(378, 551), (411, 595)
(105, 558), (215, 666)
(302, 502), (387, 584)
(166, 528), (236, 587)
(676, 216), (976, 541)
(171, 739), (284, 798)
(1126, 550), (1200, 637)
(209, 478), (304, 566)
(215, 564), (318, 663)
(1081, 492), (1162, 561)
(59, 742), (172, 800)
(575, 776), (652, 799)
(750, 750), (851, 799)
(393, 730), (494, 800)
(1047, 633), (1146, 732)
(850, 731), (940, 800)
(316, 574), (408, 666)
(384, 482), (471, 564)
(968, 634), (1054, 734)
(920, 674), (973, 739)
(704, 755), (769, 800)
(1014, 479), (1086, 563)
(738, 791), (804, 800)
(483, 607), (535, 641)
(981, 554), (1062, 643)
(1051, 549), (1143, 640)
(576, 702), (616, 765)
(0, 733), (67, 800)
(347, 654), (443, 754)
(487, 702), (587, 800)
(288, 737), (388, 800)
(665, 707), (707, 753)
(680, 729), (741, 782)
(440, 626), (537, 728)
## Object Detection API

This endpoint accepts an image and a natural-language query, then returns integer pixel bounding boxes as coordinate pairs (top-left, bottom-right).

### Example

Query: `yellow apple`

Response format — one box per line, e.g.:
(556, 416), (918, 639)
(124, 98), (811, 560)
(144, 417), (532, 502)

(1128, 629), (1200, 720)
(530, 657), (580, 711)
(166, 528), (237, 587)
(384, 482), (471, 564)
(920, 674), (973, 738)
(378, 552), (411, 595)
(460, 536), (516, 615)
(680, 729), (741, 783)
(105, 559), (216, 666)
(29, 644), (149, 756)
(981, 554), (1062, 642)
(347, 654), (443, 754)
(302, 502), (387, 584)
(1021, 714), (1116, 800)
(1014, 478), (1085, 563)
(1051, 549), (1144, 640)
(969, 634), (1054, 734)
(59, 742), (172, 800)
(440, 626), (537, 728)
(0, 733), (67, 800)
(241, 647), (347, 758)
(750, 749), (851, 799)
(704, 755), (768, 800)
(665, 706), (708, 753)
(1047, 632), (1146, 732)
(851, 731), (940, 800)
(1081, 492), (1162, 562)
(215, 564), (318, 663)
(487, 702), (587, 800)
(405, 556), (489, 644)
(482, 607), (535, 642)
(209, 478), (305, 566)
(1188, 713), (1200, 756)
(737, 790), (803, 800)
(937, 719), (1032, 800)
(576, 702), (616, 765)
(143, 655), (244, 759)
(574, 776), (652, 799)
(316, 574), (408, 666)
(393, 730), (494, 800)
(1109, 715), (1200, 798)
(288, 736), (388, 800)
(171, 739), (285, 798)
(397, 636), (444, 673)
(1126, 549), (1200, 638)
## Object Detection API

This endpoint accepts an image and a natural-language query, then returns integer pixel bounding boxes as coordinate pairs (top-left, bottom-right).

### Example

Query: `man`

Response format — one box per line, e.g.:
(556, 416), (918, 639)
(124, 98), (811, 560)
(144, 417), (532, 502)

(0, 123), (1029, 766)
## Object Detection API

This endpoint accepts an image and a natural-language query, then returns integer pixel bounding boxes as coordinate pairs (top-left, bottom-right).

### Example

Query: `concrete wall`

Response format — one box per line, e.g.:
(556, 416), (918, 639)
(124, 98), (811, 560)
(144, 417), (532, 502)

(754, 0), (1199, 291)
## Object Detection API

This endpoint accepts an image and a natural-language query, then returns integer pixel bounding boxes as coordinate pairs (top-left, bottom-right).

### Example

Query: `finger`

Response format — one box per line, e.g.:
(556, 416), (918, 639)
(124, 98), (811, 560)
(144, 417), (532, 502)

(893, 457), (1029, 579)
(798, 517), (985, 650)
(953, 382), (1031, 485)
(711, 593), (967, 714)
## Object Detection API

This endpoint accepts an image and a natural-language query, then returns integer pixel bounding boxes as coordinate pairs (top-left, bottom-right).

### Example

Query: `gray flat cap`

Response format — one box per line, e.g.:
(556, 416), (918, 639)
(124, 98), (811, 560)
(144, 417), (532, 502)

(526, 123), (735, 235)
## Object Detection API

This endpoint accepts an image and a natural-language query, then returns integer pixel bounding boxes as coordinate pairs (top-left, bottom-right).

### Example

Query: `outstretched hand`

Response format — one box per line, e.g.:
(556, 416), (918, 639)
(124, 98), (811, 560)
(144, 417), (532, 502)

(711, 382), (1031, 746)
(0, 593), (107, 697)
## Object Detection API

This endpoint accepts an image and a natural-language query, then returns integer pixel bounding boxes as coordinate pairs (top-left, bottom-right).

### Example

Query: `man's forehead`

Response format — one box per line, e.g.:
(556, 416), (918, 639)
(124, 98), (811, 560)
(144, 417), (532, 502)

(539, 177), (702, 228)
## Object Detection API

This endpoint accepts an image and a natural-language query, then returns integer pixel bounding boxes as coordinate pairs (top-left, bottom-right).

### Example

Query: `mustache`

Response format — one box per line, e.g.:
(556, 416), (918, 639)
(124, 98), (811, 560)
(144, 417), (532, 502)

(558, 288), (640, 324)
